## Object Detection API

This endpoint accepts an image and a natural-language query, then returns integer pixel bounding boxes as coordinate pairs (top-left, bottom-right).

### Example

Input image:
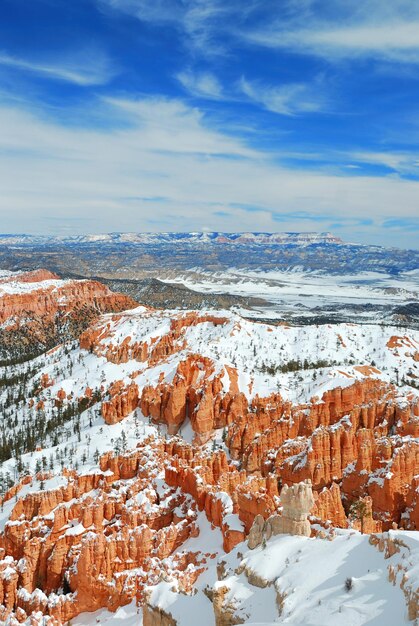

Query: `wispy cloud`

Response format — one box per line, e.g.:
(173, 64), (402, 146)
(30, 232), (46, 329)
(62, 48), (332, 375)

(101, 0), (184, 24)
(249, 22), (419, 64)
(176, 69), (224, 99)
(176, 69), (328, 115)
(239, 76), (327, 116)
(348, 151), (419, 175)
(101, 0), (419, 65)
(245, 1), (419, 65)
(101, 0), (233, 55)
(101, 96), (257, 157)
(383, 217), (419, 231)
(0, 49), (115, 86)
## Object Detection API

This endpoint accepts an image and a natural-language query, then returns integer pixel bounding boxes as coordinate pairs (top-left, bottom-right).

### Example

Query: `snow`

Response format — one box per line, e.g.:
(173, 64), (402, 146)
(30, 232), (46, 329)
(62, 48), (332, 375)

(161, 266), (419, 323)
(73, 600), (142, 626)
(64, 522), (86, 536)
(144, 529), (417, 626)
(0, 270), (74, 297)
(72, 306), (418, 405)
(223, 513), (244, 532)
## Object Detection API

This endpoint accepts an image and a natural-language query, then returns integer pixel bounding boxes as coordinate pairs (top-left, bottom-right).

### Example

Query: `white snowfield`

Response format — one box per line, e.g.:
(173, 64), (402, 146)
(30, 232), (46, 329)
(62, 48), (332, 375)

(84, 305), (419, 403)
(161, 268), (419, 322)
(74, 526), (419, 626)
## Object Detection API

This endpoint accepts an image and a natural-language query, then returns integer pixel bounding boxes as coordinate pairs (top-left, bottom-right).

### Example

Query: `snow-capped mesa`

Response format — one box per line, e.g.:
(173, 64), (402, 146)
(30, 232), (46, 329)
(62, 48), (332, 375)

(0, 231), (343, 246)
(0, 269), (136, 363)
(0, 295), (417, 625)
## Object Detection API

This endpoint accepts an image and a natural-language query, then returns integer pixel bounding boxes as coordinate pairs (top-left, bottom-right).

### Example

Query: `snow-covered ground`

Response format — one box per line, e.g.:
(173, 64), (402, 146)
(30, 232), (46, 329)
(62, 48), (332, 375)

(78, 306), (419, 403)
(161, 268), (419, 322)
(73, 601), (141, 626)
(0, 277), (70, 297)
(74, 527), (419, 626)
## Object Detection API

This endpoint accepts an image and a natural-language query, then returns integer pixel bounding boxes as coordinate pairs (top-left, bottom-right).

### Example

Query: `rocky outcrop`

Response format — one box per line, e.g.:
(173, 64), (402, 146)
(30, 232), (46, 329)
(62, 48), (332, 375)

(0, 270), (136, 326)
(140, 355), (246, 442)
(405, 477), (419, 530)
(0, 269), (137, 361)
(247, 481), (315, 549)
(143, 603), (178, 626)
(101, 380), (139, 424)
(212, 583), (245, 626)
(311, 482), (347, 528)
(224, 380), (418, 530)
(370, 532), (419, 622)
(247, 514), (266, 549)
(80, 313), (228, 366)
(274, 481), (314, 537)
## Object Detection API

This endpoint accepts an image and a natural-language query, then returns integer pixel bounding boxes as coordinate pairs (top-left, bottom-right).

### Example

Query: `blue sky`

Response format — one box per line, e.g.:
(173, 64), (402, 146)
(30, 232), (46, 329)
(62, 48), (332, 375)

(1, 0), (419, 247)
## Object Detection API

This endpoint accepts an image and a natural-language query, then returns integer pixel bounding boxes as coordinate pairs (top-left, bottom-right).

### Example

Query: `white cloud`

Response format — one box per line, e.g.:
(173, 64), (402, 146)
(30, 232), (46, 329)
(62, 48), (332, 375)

(101, 0), (184, 24)
(100, 0), (230, 55)
(101, 96), (257, 157)
(239, 77), (326, 116)
(349, 151), (419, 173)
(100, 0), (272, 57)
(176, 70), (224, 99)
(0, 49), (115, 86)
(250, 22), (419, 64)
(243, 0), (419, 65)
(101, 0), (419, 66)
(0, 95), (419, 247)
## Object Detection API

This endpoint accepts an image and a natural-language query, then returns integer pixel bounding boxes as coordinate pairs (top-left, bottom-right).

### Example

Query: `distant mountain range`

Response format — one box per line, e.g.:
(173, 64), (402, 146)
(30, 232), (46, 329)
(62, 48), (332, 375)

(0, 231), (343, 246)
(0, 231), (417, 279)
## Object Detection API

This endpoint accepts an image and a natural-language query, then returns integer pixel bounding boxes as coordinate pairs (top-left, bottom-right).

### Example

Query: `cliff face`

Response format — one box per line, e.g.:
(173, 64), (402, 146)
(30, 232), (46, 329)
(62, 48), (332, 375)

(0, 269), (137, 361)
(0, 269), (136, 325)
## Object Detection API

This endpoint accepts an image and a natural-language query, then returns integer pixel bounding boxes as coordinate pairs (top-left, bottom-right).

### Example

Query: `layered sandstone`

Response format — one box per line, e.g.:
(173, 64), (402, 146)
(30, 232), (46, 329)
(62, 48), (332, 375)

(0, 269), (137, 361)
(102, 380), (140, 425)
(0, 269), (136, 325)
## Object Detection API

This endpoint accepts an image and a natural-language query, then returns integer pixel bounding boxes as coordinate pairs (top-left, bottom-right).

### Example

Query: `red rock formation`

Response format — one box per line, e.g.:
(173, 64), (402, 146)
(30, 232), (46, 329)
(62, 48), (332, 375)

(80, 313), (228, 366)
(140, 354), (247, 441)
(6, 269), (59, 283)
(101, 381), (139, 425)
(91, 332), (419, 533)
(405, 477), (419, 529)
(311, 483), (348, 528)
(0, 370), (417, 625)
(222, 378), (417, 530)
(0, 441), (202, 624)
(0, 270), (136, 326)
(2, 301), (419, 624)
